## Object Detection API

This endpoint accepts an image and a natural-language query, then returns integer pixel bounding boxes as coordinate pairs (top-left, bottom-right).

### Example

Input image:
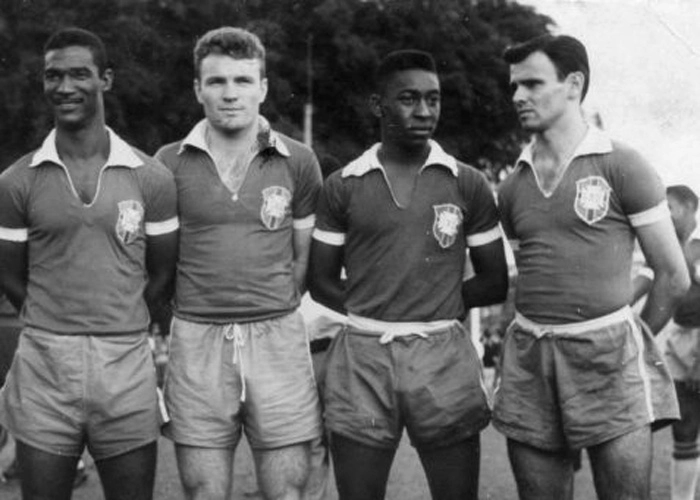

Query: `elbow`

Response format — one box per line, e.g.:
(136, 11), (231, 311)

(672, 269), (691, 302)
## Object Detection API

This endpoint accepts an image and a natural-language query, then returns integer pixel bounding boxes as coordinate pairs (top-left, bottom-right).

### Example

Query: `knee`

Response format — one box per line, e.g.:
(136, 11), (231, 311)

(673, 440), (700, 461)
(180, 471), (230, 500)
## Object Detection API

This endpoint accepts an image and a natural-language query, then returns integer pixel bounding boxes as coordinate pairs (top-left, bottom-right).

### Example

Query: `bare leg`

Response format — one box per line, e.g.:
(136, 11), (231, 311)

(253, 442), (311, 500)
(16, 440), (80, 500)
(588, 426), (652, 500)
(174, 444), (235, 500)
(329, 433), (396, 500)
(417, 434), (481, 500)
(506, 438), (575, 500)
(95, 441), (157, 500)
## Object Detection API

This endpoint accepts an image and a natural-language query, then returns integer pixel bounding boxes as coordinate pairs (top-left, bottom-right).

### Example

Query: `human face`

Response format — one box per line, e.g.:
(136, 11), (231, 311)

(195, 55), (267, 135)
(668, 195), (692, 240)
(509, 51), (573, 133)
(375, 69), (440, 149)
(44, 46), (112, 130)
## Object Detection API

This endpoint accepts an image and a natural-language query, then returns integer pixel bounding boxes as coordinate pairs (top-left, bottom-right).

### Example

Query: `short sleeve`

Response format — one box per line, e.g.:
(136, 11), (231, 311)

(0, 164), (30, 242)
(313, 171), (348, 246)
(611, 146), (667, 227)
(461, 168), (501, 248)
(292, 148), (323, 223)
(141, 161), (178, 236)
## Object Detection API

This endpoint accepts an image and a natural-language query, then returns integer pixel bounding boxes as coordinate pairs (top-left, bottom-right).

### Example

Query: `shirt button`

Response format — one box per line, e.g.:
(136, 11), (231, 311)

(232, 193), (238, 202)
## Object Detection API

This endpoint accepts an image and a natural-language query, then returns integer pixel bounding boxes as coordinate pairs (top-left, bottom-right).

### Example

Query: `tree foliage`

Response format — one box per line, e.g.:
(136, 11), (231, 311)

(0, 0), (553, 179)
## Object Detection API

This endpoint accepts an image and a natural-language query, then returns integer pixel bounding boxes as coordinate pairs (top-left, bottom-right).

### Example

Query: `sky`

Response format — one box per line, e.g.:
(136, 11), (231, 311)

(516, 0), (700, 192)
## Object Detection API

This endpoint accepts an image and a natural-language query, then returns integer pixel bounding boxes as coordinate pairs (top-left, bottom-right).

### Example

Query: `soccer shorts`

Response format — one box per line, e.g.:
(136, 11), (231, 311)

(0, 327), (159, 460)
(493, 306), (679, 451)
(323, 321), (491, 450)
(163, 310), (322, 450)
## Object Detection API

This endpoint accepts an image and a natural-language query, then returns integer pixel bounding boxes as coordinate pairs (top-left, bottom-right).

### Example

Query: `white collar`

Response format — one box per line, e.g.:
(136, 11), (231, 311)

(516, 125), (613, 169)
(342, 140), (459, 178)
(178, 117), (291, 158)
(30, 127), (143, 169)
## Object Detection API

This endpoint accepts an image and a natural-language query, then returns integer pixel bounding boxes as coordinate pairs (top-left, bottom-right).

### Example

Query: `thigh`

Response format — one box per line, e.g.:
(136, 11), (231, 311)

(96, 442), (157, 500)
(253, 442), (310, 499)
(403, 325), (490, 449)
(323, 329), (401, 449)
(506, 438), (575, 500)
(244, 311), (322, 449)
(175, 444), (235, 500)
(587, 426), (652, 500)
(417, 434), (480, 500)
(329, 432), (396, 500)
(87, 333), (160, 460)
(672, 380), (700, 443)
(163, 318), (242, 447)
(16, 439), (81, 500)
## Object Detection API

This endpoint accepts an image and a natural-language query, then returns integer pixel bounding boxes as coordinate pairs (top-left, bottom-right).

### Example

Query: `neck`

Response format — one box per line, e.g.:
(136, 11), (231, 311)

(379, 140), (431, 171)
(206, 119), (259, 154)
(533, 113), (588, 165)
(54, 119), (109, 162)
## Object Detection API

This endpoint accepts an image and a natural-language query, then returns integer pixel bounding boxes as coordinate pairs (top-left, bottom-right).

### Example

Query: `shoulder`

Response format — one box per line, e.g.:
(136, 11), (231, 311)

(154, 140), (186, 169)
(0, 152), (36, 188)
(272, 131), (318, 166)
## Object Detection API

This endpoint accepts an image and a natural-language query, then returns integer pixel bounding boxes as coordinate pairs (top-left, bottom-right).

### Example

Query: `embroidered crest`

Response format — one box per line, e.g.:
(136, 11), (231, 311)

(433, 204), (463, 249)
(116, 200), (144, 244)
(574, 176), (611, 225)
(261, 186), (292, 230)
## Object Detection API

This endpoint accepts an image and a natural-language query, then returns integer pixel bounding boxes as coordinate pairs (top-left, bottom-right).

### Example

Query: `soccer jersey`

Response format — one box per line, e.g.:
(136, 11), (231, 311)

(673, 229), (700, 327)
(498, 126), (668, 324)
(313, 140), (501, 322)
(156, 118), (322, 323)
(0, 128), (179, 334)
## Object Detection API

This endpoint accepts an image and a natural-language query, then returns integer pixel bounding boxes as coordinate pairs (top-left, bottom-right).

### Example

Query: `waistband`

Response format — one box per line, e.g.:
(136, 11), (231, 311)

(513, 306), (634, 338)
(347, 314), (461, 344)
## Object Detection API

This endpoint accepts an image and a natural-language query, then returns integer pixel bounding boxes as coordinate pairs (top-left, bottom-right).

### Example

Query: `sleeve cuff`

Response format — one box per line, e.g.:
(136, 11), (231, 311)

(0, 226), (28, 242)
(466, 225), (502, 247)
(145, 216), (179, 236)
(312, 229), (345, 246)
(628, 201), (670, 227)
(293, 214), (316, 230)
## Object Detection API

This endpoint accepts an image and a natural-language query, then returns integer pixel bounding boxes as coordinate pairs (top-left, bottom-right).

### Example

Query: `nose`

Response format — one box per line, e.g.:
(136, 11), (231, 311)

(512, 85), (526, 105)
(222, 82), (239, 101)
(414, 98), (432, 117)
(56, 75), (75, 94)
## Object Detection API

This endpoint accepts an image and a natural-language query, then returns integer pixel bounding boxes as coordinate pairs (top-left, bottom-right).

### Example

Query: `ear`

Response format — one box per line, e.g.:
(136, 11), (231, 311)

(101, 68), (114, 92)
(566, 71), (585, 101)
(194, 78), (203, 105)
(260, 77), (269, 103)
(370, 93), (383, 118)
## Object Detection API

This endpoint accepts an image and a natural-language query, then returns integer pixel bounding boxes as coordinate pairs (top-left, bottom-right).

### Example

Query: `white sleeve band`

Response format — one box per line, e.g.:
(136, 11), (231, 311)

(628, 202), (670, 227)
(466, 225), (502, 247)
(312, 229), (345, 246)
(293, 214), (316, 230)
(0, 226), (28, 242)
(145, 216), (179, 236)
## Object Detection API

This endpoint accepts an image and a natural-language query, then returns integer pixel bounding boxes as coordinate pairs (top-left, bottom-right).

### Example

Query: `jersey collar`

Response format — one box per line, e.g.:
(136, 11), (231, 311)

(30, 127), (143, 169)
(341, 140), (458, 178)
(515, 125), (613, 170)
(179, 116), (291, 158)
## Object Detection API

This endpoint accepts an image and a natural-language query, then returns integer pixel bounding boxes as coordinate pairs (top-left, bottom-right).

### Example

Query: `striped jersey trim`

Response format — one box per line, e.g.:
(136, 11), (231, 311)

(628, 201), (670, 227)
(313, 229), (345, 246)
(0, 226), (28, 242)
(145, 217), (179, 236)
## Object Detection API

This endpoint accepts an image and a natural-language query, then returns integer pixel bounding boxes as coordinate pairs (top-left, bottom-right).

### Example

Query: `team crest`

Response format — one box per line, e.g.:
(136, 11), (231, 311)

(574, 176), (611, 225)
(116, 200), (144, 244)
(433, 204), (463, 249)
(261, 186), (292, 230)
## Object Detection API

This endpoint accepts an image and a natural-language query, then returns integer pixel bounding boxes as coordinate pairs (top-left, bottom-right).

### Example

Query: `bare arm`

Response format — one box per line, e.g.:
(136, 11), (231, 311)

(144, 231), (178, 319)
(636, 218), (690, 333)
(631, 273), (653, 305)
(0, 240), (28, 312)
(293, 226), (313, 295)
(308, 239), (346, 315)
(463, 238), (509, 309)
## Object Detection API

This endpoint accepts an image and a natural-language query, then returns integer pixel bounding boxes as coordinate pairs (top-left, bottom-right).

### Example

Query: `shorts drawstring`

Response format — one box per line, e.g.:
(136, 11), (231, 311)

(378, 330), (428, 345)
(224, 324), (246, 402)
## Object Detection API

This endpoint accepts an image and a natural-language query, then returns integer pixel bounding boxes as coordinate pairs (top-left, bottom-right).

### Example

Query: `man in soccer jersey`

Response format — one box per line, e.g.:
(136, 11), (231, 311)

(0, 27), (179, 500)
(495, 34), (689, 500)
(155, 27), (323, 500)
(309, 49), (509, 500)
